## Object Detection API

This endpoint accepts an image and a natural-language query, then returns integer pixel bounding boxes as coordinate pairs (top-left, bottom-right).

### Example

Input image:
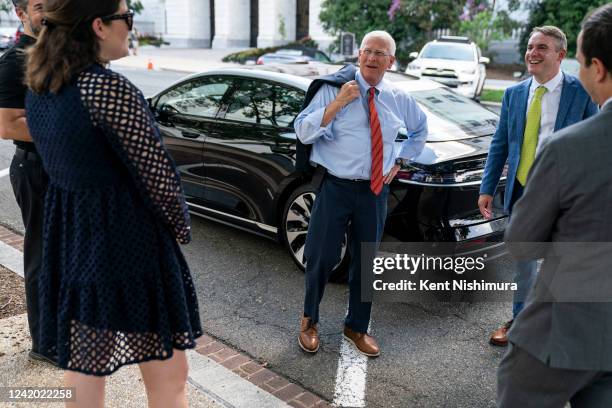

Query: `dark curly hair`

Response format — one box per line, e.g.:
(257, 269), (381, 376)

(26, 0), (120, 94)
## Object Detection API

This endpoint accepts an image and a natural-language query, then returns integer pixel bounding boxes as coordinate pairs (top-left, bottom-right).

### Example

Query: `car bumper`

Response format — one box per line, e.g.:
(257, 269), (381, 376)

(384, 179), (507, 251)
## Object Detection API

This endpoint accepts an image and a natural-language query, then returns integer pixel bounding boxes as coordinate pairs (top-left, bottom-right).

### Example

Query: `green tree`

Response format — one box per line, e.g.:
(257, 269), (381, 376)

(0, 1), (144, 14)
(127, 0), (144, 15)
(520, 0), (608, 57)
(458, 9), (517, 54)
(0, 0), (12, 13)
(319, 0), (465, 66)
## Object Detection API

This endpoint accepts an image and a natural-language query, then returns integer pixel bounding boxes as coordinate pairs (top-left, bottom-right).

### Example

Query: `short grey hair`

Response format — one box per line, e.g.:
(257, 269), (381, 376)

(530, 26), (567, 51)
(360, 30), (396, 56)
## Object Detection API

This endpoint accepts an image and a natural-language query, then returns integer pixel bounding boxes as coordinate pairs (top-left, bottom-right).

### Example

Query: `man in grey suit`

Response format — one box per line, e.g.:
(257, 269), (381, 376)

(497, 4), (612, 407)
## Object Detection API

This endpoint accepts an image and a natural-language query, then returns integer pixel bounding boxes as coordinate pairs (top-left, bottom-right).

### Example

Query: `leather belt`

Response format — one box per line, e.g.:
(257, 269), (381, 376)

(15, 147), (42, 163)
(326, 173), (370, 183)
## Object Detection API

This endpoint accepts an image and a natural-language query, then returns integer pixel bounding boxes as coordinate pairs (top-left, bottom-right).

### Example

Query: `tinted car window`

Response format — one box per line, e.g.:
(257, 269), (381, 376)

(314, 51), (331, 63)
(155, 77), (232, 118)
(421, 43), (475, 61)
(225, 80), (303, 127)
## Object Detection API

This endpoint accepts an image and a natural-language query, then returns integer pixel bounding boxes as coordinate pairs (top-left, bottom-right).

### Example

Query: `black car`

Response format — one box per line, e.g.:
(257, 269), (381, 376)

(149, 64), (507, 280)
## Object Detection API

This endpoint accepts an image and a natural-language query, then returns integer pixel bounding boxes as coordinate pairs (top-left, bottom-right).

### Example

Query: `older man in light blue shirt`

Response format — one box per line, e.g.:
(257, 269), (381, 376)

(295, 30), (427, 357)
(295, 68), (427, 180)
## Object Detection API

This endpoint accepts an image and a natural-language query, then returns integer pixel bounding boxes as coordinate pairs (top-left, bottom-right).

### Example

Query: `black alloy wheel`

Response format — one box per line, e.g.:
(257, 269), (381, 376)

(281, 184), (349, 282)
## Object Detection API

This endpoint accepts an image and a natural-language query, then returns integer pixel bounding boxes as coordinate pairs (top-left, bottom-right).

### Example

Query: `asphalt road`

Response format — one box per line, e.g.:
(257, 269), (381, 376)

(0, 66), (515, 407)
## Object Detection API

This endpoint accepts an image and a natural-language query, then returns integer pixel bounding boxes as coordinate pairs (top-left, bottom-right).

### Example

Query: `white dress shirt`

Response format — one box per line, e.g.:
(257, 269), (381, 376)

(602, 97), (612, 110)
(526, 70), (563, 154)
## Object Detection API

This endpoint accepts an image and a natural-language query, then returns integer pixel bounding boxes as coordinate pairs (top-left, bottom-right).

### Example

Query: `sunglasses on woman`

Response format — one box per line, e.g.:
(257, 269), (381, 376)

(101, 9), (135, 31)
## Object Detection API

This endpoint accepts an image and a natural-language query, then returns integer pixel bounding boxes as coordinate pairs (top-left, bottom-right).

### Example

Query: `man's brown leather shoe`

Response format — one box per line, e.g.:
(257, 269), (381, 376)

(298, 316), (319, 353)
(489, 320), (513, 347)
(343, 326), (380, 357)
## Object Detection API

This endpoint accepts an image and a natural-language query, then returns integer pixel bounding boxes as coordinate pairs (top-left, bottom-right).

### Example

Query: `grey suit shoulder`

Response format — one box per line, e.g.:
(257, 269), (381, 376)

(506, 103), (612, 371)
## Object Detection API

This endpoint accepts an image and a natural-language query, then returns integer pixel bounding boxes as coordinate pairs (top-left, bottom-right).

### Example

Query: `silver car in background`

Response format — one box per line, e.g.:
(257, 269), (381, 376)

(0, 27), (16, 50)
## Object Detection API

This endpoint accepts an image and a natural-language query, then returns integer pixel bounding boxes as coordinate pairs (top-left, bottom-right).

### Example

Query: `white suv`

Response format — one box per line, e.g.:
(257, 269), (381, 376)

(405, 36), (489, 100)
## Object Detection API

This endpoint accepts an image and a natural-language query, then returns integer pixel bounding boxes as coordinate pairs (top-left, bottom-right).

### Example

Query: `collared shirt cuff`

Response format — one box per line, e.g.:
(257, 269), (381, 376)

(299, 107), (333, 143)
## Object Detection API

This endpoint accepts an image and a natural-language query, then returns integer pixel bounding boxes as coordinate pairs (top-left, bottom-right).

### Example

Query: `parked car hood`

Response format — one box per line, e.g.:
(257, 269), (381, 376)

(413, 136), (491, 166)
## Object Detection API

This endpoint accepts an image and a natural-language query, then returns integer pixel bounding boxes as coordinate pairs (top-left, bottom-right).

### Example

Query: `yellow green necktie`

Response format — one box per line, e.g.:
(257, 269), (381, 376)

(517, 85), (547, 185)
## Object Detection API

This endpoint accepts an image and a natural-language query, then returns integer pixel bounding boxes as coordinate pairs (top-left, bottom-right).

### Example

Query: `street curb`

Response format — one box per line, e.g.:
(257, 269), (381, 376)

(187, 351), (291, 408)
(0, 225), (332, 408)
(0, 224), (24, 277)
(194, 335), (332, 408)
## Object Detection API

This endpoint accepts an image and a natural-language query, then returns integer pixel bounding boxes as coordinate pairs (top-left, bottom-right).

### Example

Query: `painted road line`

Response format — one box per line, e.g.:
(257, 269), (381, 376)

(332, 316), (371, 407)
(0, 168), (9, 179)
(0, 240), (24, 278)
(187, 351), (291, 408)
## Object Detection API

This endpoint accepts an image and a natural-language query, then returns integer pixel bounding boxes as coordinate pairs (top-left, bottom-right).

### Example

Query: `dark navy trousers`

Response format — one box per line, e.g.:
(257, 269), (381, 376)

(303, 174), (389, 334)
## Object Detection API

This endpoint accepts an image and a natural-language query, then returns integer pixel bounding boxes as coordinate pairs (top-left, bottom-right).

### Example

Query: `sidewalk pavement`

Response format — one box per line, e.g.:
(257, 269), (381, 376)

(0, 225), (329, 408)
(112, 46), (247, 74)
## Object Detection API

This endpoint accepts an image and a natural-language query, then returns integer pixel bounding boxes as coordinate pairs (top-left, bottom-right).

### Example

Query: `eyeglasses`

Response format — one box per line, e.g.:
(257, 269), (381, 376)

(101, 10), (134, 31)
(360, 48), (392, 58)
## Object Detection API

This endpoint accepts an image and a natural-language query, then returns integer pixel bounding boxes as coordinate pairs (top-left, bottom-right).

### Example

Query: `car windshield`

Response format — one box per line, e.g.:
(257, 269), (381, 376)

(409, 88), (498, 140)
(421, 43), (474, 61)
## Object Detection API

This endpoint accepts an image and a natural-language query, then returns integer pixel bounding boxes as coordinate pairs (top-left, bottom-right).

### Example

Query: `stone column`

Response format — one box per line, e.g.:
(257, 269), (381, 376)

(308, 0), (334, 51)
(165, 0), (212, 47)
(212, 0), (251, 49)
(257, 0), (296, 48)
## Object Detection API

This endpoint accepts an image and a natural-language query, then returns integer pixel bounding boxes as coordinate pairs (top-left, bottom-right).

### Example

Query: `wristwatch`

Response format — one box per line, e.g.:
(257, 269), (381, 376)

(395, 158), (406, 167)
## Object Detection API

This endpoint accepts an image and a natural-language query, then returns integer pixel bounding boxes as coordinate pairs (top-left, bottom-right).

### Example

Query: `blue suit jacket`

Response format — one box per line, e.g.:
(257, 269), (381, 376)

(480, 74), (598, 213)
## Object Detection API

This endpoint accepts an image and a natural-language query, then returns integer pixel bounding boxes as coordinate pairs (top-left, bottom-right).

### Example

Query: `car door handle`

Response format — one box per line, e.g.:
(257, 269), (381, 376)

(181, 130), (200, 139)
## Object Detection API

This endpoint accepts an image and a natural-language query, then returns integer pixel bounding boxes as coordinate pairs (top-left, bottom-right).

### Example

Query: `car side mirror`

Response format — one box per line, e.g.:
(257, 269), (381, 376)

(156, 103), (178, 126)
(409, 52), (418, 60)
(146, 97), (158, 117)
(479, 57), (490, 64)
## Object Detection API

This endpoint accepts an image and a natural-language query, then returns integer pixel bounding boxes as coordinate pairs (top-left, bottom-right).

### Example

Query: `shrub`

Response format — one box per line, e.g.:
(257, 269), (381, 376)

(222, 37), (319, 64)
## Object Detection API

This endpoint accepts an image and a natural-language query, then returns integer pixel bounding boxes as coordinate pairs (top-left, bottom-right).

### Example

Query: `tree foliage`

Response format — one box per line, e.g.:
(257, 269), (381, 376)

(520, 0), (609, 58)
(457, 9), (518, 54)
(319, 0), (465, 66)
(0, 1), (144, 15)
(127, 0), (144, 15)
(319, 0), (518, 66)
(0, 0), (12, 13)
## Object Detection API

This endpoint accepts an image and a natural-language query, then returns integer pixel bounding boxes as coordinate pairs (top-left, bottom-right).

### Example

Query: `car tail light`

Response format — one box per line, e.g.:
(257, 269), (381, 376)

(256, 57), (264, 65)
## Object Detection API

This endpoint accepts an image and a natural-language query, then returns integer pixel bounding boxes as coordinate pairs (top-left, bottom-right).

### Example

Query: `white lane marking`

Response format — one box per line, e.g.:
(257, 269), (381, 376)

(332, 319), (371, 407)
(0, 167), (9, 178)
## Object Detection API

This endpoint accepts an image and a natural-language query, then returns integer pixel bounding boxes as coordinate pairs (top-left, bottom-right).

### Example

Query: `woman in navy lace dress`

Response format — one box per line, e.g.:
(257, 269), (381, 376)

(25, 0), (202, 406)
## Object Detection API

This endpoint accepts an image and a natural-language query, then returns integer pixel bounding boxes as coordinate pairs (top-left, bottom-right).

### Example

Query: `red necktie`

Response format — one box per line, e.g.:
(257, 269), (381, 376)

(368, 87), (383, 195)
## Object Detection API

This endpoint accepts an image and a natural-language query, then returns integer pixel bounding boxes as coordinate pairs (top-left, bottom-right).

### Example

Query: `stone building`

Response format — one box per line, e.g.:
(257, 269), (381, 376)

(137, 0), (334, 50)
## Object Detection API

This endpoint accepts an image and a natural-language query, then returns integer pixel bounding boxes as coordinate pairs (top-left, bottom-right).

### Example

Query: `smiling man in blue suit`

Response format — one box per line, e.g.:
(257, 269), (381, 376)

(478, 26), (598, 347)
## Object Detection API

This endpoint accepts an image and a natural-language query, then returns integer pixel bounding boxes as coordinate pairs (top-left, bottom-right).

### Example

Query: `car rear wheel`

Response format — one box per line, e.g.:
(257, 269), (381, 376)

(281, 184), (349, 282)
